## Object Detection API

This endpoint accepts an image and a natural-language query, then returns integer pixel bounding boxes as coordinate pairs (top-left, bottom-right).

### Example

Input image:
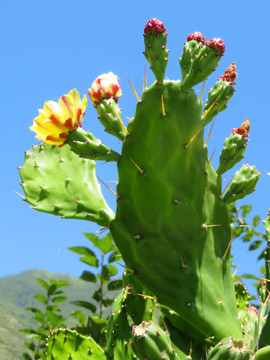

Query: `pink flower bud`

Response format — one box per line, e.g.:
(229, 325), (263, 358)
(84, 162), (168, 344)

(247, 306), (258, 313)
(186, 31), (206, 44)
(206, 38), (225, 56)
(144, 18), (167, 36)
(88, 72), (121, 108)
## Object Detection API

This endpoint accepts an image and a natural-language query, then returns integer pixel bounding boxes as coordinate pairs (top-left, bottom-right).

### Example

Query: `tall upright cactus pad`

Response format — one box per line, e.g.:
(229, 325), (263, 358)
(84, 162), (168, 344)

(110, 80), (242, 342)
(19, 144), (114, 226)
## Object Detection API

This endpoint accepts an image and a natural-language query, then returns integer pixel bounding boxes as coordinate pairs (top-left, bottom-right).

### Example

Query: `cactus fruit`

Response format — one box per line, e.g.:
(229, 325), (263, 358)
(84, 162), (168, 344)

(207, 337), (252, 360)
(45, 328), (106, 359)
(19, 143), (114, 226)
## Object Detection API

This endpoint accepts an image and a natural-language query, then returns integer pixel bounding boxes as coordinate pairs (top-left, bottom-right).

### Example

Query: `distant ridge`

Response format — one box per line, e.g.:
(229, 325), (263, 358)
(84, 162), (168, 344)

(0, 269), (100, 360)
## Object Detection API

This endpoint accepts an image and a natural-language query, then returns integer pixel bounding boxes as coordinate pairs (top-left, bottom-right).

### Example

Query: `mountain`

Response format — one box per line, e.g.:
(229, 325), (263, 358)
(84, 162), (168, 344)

(0, 269), (107, 360)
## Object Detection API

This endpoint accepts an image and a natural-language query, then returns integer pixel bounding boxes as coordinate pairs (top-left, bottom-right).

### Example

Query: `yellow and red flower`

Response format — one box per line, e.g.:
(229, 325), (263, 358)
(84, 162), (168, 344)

(88, 72), (121, 108)
(30, 89), (87, 146)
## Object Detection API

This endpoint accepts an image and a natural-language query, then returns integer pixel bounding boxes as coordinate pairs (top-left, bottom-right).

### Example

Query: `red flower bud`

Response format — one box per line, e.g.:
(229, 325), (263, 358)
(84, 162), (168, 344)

(186, 31), (206, 44)
(206, 38), (225, 56)
(144, 18), (167, 36)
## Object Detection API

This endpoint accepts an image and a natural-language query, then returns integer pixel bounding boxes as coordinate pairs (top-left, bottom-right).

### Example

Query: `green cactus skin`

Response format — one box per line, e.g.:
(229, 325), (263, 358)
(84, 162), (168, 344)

(132, 320), (178, 360)
(67, 127), (120, 161)
(122, 273), (156, 325)
(223, 164), (260, 204)
(143, 18), (169, 84)
(97, 98), (126, 140)
(254, 346), (270, 360)
(181, 46), (221, 91)
(180, 37), (205, 81)
(110, 80), (242, 343)
(234, 282), (251, 320)
(203, 80), (235, 126)
(207, 337), (252, 360)
(45, 328), (106, 360)
(19, 144), (114, 226)
(216, 134), (247, 175)
(106, 286), (135, 360)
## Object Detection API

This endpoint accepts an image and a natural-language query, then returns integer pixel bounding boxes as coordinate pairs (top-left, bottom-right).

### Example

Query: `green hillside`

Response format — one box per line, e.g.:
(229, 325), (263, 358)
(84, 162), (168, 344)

(0, 269), (107, 360)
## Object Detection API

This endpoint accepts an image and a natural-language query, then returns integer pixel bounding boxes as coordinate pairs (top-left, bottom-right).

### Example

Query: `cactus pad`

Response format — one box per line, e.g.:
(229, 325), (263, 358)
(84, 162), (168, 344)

(19, 144), (114, 226)
(207, 337), (252, 360)
(45, 328), (106, 359)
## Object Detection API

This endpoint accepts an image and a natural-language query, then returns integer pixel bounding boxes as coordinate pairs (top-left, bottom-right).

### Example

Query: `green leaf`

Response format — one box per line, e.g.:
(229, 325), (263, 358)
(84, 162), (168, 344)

(47, 305), (60, 312)
(52, 296), (68, 303)
(102, 264), (118, 280)
(48, 284), (58, 296)
(70, 300), (97, 313)
(33, 312), (46, 324)
(92, 289), (102, 302)
(249, 240), (262, 251)
(36, 278), (49, 290)
(107, 279), (123, 291)
(70, 310), (87, 326)
(32, 293), (47, 304)
(101, 298), (114, 306)
(80, 270), (97, 283)
(261, 265), (266, 275)
(25, 307), (42, 314)
(84, 232), (115, 254)
(24, 342), (36, 351)
(108, 249), (122, 263)
(253, 215), (261, 227)
(80, 256), (99, 267)
(49, 279), (71, 288)
(69, 246), (96, 257)
(241, 205), (253, 217)
(46, 309), (62, 328)
(22, 353), (32, 360)
(241, 274), (259, 280)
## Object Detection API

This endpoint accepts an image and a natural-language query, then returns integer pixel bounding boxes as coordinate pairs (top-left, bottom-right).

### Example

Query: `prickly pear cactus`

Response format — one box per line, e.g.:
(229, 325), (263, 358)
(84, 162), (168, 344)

(19, 17), (267, 360)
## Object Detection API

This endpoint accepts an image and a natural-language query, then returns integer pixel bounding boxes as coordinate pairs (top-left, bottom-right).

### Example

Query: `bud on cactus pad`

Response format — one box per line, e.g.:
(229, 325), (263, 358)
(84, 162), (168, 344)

(88, 72), (121, 108)
(144, 18), (167, 36)
(206, 38), (225, 56)
(232, 118), (250, 137)
(186, 31), (206, 44)
(207, 337), (252, 360)
(143, 18), (169, 83)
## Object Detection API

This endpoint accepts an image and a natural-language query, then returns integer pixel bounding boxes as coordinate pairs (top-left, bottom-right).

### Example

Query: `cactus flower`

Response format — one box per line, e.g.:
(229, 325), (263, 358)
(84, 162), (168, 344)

(88, 72), (121, 108)
(144, 18), (167, 36)
(30, 89), (87, 146)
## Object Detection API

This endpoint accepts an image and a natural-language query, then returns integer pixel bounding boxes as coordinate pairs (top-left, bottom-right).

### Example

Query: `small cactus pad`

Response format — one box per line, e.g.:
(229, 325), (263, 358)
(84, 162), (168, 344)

(216, 133), (248, 175)
(45, 328), (106, 359)
(254, 345), (270, 360)
(132, 320), (178, 360)
(223, 164), (260, 204)
(67, 127), (120, 161)
(144, 18), (169, 83)
(180, 37), (224, 91)
(203, 64), (237, 126)
(97, 98), (127, 140)
(19, 144), (114, 226)
(207, 336), (252, 360)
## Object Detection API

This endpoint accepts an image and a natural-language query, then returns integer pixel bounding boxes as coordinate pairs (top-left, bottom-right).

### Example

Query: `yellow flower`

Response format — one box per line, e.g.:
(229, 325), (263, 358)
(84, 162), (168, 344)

(88, 72), (121, 108)
(30, 89), (87, 146)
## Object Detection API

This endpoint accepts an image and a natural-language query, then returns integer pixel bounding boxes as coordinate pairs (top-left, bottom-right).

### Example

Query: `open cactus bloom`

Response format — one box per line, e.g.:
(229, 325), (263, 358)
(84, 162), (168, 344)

(30, 89), (87, 146)
(88, 72), (121, 108)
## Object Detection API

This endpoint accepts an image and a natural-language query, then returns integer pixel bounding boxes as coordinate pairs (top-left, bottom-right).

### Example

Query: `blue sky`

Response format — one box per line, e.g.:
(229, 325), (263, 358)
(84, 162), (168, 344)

(1, 0), (270, 293)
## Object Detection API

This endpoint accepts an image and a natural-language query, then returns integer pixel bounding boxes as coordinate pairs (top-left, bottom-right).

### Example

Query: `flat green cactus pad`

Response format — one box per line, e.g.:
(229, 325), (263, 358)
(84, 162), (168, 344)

(19, 144), (114, 226)
(45, 328), (106, 360)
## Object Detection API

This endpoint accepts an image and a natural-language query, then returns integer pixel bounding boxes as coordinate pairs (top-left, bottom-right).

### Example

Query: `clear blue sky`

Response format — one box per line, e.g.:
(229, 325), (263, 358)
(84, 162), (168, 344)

(1, 0), (270, 291)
